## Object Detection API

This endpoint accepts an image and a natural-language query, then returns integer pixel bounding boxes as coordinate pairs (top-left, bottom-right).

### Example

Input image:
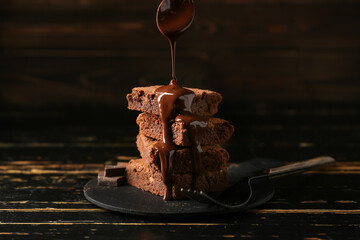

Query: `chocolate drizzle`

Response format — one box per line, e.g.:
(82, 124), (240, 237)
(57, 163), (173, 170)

(155, 0), (206, 200)
(154, 80), (196, 200)
(156, 0), (195, 80)
(155, 80), (208, 200)
(175, 114), (208, 188)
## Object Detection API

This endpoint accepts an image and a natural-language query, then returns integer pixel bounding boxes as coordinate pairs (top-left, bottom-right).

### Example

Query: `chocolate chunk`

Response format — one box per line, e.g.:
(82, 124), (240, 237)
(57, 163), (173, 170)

(126, 159), (228, 200)
(136, 113), (234, 146)
(97, 172), (126, 186)
(136, 134), (229, 173)
(126, 86), (222, 116)
(104, 165), (126, 177)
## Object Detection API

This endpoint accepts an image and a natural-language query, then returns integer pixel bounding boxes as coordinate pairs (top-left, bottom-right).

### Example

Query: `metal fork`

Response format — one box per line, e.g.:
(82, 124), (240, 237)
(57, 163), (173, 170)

(181, 156), (335, 209)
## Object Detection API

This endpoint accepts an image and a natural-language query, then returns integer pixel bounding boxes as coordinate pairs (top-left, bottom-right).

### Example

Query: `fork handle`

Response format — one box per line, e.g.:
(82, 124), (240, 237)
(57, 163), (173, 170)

(267, 156), (335, 177)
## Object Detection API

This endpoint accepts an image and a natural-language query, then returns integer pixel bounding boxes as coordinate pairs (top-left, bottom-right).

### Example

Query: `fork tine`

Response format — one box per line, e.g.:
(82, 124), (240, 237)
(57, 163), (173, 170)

(181, 188), (223, 206)
(181, 188), (201, 202)
(182, 189), (208, 203)
(189, 190), (211, 204)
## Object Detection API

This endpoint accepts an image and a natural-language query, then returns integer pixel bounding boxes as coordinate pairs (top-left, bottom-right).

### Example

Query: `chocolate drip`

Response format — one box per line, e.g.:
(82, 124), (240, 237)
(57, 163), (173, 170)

(155, 81), (208, 200)
(155, 0), (198, 200)
(175, 114), (208, 188)
(156, 0), (194, 80)
(154, 80), (195, 200)
(170, 41), (176, 80)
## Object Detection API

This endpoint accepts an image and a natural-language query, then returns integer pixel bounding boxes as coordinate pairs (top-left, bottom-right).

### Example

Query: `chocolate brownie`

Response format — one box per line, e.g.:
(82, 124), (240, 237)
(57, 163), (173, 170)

(126, 159), (228, 200)
(136, 134), (229, 173)
(136, 113), (234, 146)
(126, 86), (222, 116)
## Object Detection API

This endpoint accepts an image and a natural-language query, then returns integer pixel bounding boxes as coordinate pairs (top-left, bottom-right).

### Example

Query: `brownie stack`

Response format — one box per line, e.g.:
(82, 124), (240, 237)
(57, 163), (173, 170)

(125, 85), (234, 199)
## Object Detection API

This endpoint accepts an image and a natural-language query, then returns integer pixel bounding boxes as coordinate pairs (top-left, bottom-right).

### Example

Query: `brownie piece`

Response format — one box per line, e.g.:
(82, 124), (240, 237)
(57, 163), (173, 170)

(126, 159), (228, 200)
(136, 113), (234, 146)
(136, 134), (229, 173)
(126, 86), (222, 116)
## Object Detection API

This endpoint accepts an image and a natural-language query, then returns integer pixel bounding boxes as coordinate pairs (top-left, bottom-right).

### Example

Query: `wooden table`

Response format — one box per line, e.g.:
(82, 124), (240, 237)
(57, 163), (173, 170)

(1, 104), (359, 239)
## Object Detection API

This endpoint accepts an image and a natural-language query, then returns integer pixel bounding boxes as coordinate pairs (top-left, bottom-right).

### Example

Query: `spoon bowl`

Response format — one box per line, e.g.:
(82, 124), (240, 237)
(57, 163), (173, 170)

(156, 0), (195, 40)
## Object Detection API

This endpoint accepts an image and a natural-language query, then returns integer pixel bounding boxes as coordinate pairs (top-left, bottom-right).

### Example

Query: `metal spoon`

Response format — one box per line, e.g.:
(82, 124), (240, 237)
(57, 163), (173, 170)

(156, 0), (195, 40)
(156, 0), (195, 80)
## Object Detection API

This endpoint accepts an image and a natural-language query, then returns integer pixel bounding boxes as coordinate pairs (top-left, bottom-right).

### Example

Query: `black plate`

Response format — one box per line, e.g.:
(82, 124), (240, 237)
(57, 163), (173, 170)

(83, 158), (283, 217)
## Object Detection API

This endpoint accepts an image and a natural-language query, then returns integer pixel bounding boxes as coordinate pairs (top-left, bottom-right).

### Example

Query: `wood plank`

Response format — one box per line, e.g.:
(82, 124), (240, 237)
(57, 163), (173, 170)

(1, 3), (360, 51)
(1, 51), (360, 107)
(1, 22), (360, 50)
(0, 161), (358, 173)
(3, 0), (360, 11)
(2, 208), (360, 214)
(0, 213), (359, 239)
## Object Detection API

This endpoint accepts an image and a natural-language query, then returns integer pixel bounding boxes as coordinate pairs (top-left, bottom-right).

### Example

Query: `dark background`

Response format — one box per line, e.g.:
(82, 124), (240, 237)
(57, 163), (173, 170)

(1, 0), (360, 162)
(1, 0), (359, 108)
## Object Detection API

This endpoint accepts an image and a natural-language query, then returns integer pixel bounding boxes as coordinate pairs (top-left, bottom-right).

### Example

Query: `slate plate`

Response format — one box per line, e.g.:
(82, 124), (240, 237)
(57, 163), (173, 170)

(83, 158), (283, 217)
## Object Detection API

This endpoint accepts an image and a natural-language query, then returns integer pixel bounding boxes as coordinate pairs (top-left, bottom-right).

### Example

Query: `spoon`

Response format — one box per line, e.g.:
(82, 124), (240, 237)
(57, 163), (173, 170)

(156, 0), (195, 40)
(156, 0), (195, 80)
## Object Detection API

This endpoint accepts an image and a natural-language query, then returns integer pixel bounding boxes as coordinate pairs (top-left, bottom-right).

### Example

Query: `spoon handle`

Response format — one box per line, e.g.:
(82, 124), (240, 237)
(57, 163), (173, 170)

(267, 156), (335, 178)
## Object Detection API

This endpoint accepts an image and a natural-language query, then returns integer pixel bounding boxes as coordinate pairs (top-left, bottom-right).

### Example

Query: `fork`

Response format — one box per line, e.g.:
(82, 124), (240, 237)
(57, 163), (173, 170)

(181, 156), (335, 209)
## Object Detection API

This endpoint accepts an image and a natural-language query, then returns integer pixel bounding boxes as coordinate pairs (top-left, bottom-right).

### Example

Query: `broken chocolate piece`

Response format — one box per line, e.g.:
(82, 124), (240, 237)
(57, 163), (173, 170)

(104, 165), (126, 177)
(97, 172), (126, 186)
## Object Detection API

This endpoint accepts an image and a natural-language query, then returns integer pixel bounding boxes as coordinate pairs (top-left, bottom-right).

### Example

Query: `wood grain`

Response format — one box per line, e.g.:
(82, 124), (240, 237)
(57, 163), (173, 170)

(0, 214), (359, 239)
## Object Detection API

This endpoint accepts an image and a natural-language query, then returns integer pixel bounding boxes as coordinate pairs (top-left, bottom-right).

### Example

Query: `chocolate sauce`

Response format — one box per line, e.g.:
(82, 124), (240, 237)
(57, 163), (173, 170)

(156, 0), (204, 200)
(154, 80), (195, 200)
(156, 0), (194, 80)
(175, 114), (208, 188)
(155, 81), (208, 200)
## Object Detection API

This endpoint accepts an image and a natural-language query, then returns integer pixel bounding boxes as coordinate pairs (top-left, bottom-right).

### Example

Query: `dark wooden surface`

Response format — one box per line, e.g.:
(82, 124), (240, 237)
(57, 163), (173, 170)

(1, 0), (360, 239)
(1, 104), (360, 239)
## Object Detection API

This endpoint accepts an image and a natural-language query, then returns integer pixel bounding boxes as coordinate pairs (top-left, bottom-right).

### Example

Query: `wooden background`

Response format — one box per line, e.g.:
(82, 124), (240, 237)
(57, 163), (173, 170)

(1, 0), (360, 110)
